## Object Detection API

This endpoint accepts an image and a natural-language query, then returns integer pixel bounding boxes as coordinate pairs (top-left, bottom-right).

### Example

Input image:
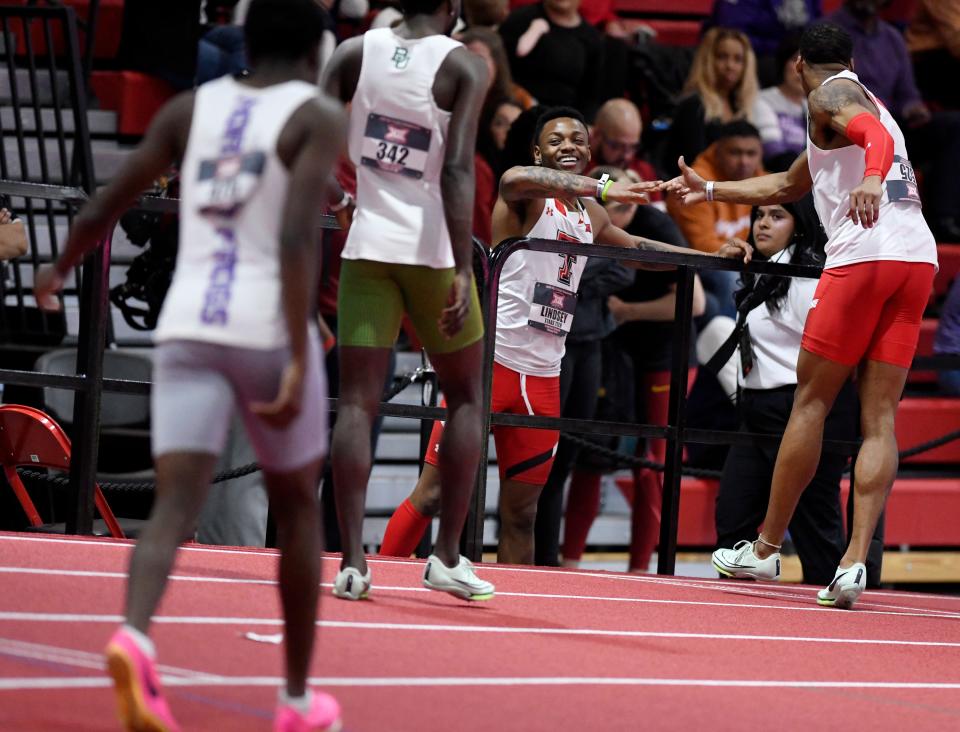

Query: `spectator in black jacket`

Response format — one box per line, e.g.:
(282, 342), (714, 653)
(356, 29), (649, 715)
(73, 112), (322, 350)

(499, 0), (604, 119)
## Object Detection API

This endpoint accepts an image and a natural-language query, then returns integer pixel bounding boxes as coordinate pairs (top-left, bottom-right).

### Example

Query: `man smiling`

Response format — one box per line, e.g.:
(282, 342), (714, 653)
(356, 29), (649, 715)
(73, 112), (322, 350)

(379, 106), (751, 565)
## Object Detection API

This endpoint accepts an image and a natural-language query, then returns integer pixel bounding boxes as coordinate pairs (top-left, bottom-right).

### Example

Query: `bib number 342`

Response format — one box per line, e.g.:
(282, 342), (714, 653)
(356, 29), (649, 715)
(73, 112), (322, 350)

(361, 112), (431, 180)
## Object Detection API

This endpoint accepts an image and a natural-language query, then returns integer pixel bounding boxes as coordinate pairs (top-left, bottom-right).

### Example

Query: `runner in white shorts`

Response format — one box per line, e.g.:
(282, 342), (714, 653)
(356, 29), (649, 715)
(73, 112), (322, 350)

(35, 1), (347, 729)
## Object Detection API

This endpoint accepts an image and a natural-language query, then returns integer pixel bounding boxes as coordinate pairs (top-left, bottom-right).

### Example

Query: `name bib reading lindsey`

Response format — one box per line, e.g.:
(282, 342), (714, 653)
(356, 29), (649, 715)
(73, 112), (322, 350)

(196, 151), (267, 219)
(528, 283), (577, 336)
(886, 155), (921, 205)
(360, 112), (431, 180)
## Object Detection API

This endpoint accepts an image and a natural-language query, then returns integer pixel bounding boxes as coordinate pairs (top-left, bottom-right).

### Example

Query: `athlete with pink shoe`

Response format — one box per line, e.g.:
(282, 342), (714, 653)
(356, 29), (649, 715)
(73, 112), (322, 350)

(35, 1), (346, 729)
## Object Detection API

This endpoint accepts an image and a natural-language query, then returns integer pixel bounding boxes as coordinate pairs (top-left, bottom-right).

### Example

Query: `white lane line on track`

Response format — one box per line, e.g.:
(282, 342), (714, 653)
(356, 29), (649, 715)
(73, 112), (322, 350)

(2, 534), (959, 606)
(2, 613), (960, 649)
(0, 638), (216, 679)
(3, 566), (959, 621)
(3, 675), (960, 692)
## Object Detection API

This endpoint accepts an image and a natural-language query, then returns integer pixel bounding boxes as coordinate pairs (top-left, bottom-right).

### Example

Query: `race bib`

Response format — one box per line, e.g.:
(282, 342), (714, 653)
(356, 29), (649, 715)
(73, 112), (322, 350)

(360, 112), (431, 180)
(886, 155), (921, 205)
(195, 151), (267, 219)
(528, 282), (577, 337)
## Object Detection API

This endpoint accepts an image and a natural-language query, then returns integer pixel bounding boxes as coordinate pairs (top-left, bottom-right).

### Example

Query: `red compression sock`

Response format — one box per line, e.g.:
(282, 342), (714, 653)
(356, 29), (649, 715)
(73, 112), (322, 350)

(379, 498), (431, 557)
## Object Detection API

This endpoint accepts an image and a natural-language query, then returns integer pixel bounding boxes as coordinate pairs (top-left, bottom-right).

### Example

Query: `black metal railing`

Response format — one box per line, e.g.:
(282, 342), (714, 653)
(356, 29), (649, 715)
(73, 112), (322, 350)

(2, 182), (959, 568)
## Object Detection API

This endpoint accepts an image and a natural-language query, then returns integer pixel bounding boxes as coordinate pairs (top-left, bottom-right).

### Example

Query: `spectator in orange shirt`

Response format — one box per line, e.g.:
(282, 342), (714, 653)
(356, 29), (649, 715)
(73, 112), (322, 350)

(667, 120), (764, 317)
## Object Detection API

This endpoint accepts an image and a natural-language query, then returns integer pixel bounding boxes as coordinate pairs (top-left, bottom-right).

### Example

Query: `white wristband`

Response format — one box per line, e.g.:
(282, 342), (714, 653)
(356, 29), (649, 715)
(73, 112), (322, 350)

(705, 181), (715, 202)
(596, 173), (610, 200)
(329, 191), (353, 213)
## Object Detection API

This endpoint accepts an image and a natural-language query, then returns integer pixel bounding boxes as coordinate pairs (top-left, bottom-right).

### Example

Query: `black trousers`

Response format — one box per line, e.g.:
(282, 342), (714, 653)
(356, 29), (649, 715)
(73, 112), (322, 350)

(533, 339), (603, 566)
(715, 383), (857, 586)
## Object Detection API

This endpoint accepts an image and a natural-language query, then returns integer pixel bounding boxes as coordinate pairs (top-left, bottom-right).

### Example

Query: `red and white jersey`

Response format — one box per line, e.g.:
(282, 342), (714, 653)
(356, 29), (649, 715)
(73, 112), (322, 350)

(495, 198), (594, 377)
(807, 70), (937, 270)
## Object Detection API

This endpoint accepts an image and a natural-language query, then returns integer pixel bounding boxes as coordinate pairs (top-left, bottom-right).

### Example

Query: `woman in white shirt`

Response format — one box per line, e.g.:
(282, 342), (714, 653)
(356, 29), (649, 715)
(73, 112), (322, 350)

(712, 195), (859, 586)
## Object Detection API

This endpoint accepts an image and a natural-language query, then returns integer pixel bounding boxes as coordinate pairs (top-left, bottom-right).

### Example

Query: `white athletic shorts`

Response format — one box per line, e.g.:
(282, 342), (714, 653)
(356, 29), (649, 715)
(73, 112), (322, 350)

(151, 334), (327, 472)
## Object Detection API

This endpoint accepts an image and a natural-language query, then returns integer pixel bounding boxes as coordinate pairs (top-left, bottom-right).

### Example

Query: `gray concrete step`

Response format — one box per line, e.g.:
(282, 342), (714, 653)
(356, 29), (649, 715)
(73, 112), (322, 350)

(0, 106), (117, 135)
(0, 136), (132, 184)
(0, 67), (73, 107)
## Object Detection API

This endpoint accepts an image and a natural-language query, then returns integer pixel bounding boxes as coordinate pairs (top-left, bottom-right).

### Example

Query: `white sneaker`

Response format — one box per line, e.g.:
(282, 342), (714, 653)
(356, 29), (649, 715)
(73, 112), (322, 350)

(422, 555), (494, 601)
(332, 566), (371, 600)
(817, 563), (866, 609)
(712, 540), (781, 581)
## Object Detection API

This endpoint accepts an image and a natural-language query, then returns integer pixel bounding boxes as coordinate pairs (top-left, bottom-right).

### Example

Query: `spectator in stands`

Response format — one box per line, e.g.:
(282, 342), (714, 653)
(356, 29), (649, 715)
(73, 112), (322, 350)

(197, 2), (248, 85)
(465, 0), (511, 28)
(828, 0), (960, 241)
(752, 32), (806, 172)
(711, 196), (858, 586)
(590, 99), (660, 194)
(667, 120), (764, 316)
(459, 27), (537, 111)
(476, 97), (523, 243)
(499, 0), (605, 119)
(666, 27), (760, 173)
(459, 28), (534, 242)
(935, 277), (960, 395)
(533, 167), (635, 566)
(561, 167), (705, 571)
(706, 0), (820, 87)
(907, 0), (960, 111)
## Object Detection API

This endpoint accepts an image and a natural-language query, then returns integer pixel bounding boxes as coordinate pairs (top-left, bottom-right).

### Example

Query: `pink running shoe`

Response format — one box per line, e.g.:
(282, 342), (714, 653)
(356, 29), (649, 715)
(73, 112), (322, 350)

(104, 628), (181, 732)
(274, 690), (342, 732)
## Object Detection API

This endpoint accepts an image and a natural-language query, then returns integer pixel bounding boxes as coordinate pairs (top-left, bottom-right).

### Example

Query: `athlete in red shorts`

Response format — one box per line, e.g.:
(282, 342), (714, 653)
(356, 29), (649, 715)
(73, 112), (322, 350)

(667, 23), (938, 609)
(381, 106), (750, 564)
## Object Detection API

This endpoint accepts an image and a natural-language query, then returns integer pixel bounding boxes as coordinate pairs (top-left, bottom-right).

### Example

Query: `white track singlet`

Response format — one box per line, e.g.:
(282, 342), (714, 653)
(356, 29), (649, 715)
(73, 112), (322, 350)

(156, 76), (318, 349)
(344, 28), (462, 268)
(495, 198), (594, 377)
(806, 70), (937, 270)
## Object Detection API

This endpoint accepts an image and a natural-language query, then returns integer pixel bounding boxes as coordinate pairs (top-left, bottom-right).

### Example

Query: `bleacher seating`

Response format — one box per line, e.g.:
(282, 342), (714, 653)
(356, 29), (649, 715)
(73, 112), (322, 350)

(614, 475), (960, 548)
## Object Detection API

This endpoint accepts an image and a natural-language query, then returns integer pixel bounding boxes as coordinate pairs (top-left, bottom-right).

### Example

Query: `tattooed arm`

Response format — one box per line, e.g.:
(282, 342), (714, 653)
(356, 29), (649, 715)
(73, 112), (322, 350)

(499, 166), (657, 205)
(807, 78), (880, 141)
(809, 78), (890, 228)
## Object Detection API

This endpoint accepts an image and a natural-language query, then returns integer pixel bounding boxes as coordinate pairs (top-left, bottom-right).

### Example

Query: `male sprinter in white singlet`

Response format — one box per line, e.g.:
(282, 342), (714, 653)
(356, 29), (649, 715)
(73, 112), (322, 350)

(668, 23), (939, 609)
(35, 2), (346, 729)
(379, 107), (751, 565)
(322, 0), (493, 600)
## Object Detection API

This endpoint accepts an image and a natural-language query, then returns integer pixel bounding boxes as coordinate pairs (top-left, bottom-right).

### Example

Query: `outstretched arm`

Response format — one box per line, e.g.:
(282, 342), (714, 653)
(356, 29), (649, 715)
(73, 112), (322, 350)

(663, 151), (811, 208)
(500, 166), (658, 205)
(586, 199), (752, 270)
(34, 91), (194, 309)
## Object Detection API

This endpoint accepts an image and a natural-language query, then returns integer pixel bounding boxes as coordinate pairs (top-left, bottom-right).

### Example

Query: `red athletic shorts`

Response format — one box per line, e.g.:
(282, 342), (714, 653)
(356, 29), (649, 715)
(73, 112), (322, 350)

(801, 260), (936, 368)
(424, 361), (560, 486)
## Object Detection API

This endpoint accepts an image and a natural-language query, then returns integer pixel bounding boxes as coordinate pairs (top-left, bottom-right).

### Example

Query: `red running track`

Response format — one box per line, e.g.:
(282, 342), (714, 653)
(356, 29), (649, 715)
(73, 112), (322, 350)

(1, 533), (960, 731)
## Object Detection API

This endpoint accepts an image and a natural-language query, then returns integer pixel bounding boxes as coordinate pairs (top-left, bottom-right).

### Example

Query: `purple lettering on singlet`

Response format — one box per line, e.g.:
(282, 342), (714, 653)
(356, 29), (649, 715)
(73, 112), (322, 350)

(201, 227), (238, 324)
(200, 95), (257, 326)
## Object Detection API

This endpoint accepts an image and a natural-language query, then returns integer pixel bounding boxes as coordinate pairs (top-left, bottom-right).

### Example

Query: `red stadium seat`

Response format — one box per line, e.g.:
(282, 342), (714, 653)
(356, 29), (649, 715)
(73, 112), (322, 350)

(896, 397), (960, 464)
(0, 404), (124, 538)
(90, 71), (176, 136)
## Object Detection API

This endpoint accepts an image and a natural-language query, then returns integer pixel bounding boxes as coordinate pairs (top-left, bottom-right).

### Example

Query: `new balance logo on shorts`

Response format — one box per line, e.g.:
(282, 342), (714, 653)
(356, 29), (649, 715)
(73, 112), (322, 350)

(811, 298), (819, 309)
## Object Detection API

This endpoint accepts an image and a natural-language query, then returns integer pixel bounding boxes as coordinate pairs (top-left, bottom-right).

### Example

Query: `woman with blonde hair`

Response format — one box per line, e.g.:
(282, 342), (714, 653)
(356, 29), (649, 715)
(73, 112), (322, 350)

(666, 27), (760, 174)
